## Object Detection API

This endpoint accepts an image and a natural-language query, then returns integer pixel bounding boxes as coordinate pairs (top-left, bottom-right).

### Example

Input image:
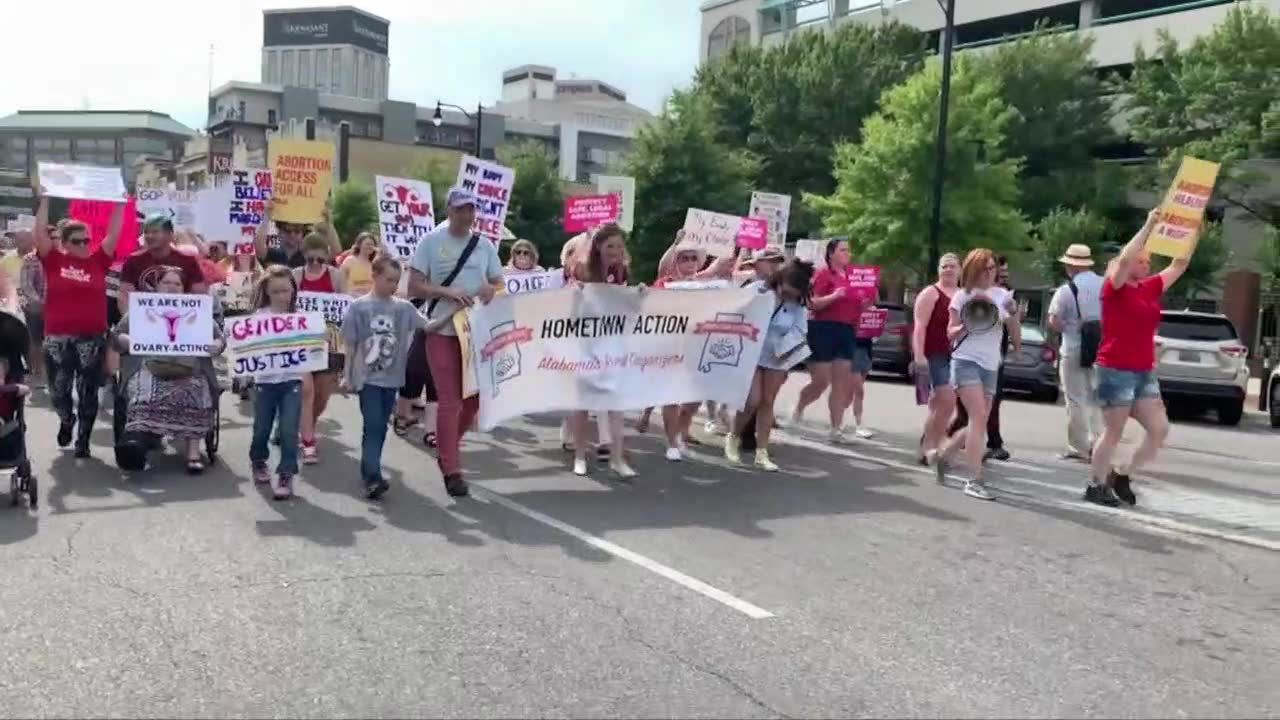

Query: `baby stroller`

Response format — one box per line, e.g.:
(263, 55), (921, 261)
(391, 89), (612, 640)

(0, 307), (36, 508)
(111, 347), (222, 472)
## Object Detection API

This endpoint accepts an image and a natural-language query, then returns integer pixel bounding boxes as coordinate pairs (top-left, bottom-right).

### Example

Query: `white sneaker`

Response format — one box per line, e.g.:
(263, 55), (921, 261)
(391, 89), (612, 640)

(754, 449), (779, 472)
(963, 480), (995, 501)
(854, 426), (875, 439)
(724, 434), (741, 464)
(572, 456), (588, 476)
(664, 446), (682, 462)
(790, 410), (803, 427)
(611, 460), (638, 479)
(828, 427), (849, 445)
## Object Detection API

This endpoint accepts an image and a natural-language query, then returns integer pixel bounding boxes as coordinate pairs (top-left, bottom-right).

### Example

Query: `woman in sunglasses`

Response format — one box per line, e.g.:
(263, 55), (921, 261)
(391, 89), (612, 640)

(505, 239), (544, 273)
(291, 233), (347, 464)
(33, 186), (123, 457)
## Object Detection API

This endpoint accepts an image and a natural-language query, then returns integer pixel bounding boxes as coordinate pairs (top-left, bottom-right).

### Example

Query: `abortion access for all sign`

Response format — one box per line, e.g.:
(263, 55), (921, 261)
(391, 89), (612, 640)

(268, 138), (334, 224)
(455, 156), (515, 240)
(127, 293), (215, 356)
(375, 175), (435, 260)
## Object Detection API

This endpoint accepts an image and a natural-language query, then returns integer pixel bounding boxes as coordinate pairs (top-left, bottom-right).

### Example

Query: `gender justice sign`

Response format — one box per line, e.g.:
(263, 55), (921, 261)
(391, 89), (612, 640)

(456, 155), (515, 240)
(226, 312), (328, 378)
(126, 293), (215, 356)
(466, 285), (772, 429)
(375, 175), (435, 260)
(563, 194), (619, 233)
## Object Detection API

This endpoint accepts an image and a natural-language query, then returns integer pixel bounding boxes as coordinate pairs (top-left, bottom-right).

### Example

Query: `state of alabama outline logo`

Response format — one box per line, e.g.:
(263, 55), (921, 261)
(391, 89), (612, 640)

(694, 312), (760, 373)
(480, 320), (533, 396)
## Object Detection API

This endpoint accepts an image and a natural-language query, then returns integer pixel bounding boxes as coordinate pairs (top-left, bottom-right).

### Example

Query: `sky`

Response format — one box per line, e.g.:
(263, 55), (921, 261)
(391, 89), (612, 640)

(0, 0), (702, 130)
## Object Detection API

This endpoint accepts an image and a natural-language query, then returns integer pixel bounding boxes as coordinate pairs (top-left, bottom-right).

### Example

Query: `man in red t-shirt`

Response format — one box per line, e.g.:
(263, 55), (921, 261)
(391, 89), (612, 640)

(118, 215), (207, 314)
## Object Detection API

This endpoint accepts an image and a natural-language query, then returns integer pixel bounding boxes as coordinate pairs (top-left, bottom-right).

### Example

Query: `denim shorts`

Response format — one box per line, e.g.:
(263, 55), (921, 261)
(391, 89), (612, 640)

(925, 355), (952, 390)
(951, 358), (998, 396)
(807, 320), (856, 363)
(852, 340), (873, 374)
(1095, 366), (1161, 408)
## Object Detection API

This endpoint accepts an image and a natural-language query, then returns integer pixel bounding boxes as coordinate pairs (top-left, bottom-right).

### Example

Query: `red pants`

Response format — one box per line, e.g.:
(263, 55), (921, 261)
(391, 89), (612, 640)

(424, 333), (478, 477)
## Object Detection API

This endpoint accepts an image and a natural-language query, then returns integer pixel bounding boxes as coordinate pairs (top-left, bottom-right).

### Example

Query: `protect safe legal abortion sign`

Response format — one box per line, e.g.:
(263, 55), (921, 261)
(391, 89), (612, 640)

(226, 312), (328, 378)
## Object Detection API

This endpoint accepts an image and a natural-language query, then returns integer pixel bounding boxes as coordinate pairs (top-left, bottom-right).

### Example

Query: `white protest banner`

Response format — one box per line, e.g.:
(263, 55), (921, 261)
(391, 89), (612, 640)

(226, 312), (327, 379)
(7, 214), (36, 232)
(503, 270), (566, 296)
(595, 175), (635, 231)
(466, 286), (772, 429)
(37, 162), (127, 202)
(196, 168), (273, 255)
(664, 280), (731, 290)
(296, 291), (353, 326)
(136, 188), (199, 230)
(678, 208), (742, 257)
(792, 239), (824, 265)
(375, 175), (435, 261)
(213, 271), (255, 312)
(748, 191), (792, 249)
(455, 155), (515, 240)
(127, 292), (215, 356)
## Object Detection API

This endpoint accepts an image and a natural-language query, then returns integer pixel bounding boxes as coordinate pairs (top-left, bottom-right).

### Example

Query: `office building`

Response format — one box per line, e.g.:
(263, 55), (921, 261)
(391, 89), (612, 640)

(700, 0), (1280, 76)
(261, 6), (390, 102)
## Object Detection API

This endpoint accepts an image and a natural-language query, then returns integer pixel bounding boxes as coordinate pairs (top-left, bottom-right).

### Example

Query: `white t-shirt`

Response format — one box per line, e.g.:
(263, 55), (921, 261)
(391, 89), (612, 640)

(949, 286), (1012, 371)
(1048, 270), (1103, 356)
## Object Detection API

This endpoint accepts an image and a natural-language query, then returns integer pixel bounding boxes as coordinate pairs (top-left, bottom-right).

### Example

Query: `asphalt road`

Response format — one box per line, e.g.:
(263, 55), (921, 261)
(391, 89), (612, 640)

(1, 378), (1277, 718)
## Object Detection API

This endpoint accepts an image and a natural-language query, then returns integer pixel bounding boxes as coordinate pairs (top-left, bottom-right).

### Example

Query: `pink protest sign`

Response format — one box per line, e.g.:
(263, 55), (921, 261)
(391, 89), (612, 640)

(857, 307), (888, 338)
(736, 217), (769, 250)
(563, 194), (620, 233)
(69, 197), (140, 263)
(846, 265), (881, 298)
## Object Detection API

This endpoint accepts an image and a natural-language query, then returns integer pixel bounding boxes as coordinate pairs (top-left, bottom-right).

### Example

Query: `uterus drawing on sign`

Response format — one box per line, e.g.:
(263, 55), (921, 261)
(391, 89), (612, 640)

(382, 182), (433, 228)
(146, 308), (198, 343)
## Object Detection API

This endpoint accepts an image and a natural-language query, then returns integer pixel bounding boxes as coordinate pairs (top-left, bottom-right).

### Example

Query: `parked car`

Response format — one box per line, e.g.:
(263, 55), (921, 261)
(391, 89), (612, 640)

(1002, 324), (1059, 402)
(1155, 311), (1249, 426)
(869, 302), (912, 379)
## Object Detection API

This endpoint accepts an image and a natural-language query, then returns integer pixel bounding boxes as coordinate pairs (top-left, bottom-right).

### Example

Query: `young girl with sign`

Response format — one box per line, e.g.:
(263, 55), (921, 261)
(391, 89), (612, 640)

(292, 233), (347, 465)
(249, 266), (304, 500)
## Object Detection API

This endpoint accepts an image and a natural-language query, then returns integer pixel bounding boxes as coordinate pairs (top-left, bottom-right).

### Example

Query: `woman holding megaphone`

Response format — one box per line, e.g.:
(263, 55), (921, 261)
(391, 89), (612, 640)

(1086, 209), (1184, 507)
(927, 248), (1021, 500)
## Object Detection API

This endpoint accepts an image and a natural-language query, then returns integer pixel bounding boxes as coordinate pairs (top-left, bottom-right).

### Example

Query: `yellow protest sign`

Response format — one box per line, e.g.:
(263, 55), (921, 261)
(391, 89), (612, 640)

(454, 310), (478, 399)
(1146, 156), (1220, 259)
(267, 138), (334, 224)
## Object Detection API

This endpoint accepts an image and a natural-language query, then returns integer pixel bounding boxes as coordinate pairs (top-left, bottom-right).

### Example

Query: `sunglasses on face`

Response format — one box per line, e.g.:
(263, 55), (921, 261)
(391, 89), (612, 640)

(514, 249), (532, 256)
(67, 236), (89, 246)
(306, 256), (327, 265)
(677, 254), (700, 263)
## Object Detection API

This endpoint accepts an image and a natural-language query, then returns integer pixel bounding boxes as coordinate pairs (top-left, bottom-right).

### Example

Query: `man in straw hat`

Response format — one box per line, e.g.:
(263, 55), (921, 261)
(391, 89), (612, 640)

(1048, 243), (1104, 462)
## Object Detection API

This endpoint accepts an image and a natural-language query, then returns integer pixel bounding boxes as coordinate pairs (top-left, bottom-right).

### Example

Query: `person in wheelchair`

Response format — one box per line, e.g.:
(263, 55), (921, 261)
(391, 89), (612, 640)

(111, 267), (225, 473)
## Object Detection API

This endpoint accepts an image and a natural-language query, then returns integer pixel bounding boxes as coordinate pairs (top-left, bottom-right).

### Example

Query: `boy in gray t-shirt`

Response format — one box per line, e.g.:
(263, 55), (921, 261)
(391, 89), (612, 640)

(340, 257), (426, 499)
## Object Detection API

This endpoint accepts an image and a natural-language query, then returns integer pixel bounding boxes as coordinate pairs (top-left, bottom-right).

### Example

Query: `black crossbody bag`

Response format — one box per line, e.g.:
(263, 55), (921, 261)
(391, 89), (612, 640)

(426, 233), (482, 319)
(1070, 280), (1102, 368)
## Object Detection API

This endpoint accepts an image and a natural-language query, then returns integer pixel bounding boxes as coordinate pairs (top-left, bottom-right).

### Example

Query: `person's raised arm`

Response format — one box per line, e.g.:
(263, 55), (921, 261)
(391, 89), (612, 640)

(1107, 209), (1160, 289)
(695, 254), (736, 280)
(320, 200), (342, 257)
(33, 188), (52, 257)
(101, 201), (124, 258)
(911, 286), (936, 366)
(254, 200), (274, 262)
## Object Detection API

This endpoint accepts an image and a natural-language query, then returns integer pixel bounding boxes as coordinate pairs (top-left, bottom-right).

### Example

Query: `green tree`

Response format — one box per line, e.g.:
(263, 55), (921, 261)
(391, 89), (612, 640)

(330, 180), (377, 248)
(1158, 222), (1232, 309)
(970, 29), (1128, 223)
(497, 140), (565, 262)
(1030, 207), (1111, 284)
(806, 57), (1028, 281)
(693, 21), (927, 237)
(623, 90), (759, 281)
(1259, 226), (1280, 292)
(1125, 5), (1280, 230)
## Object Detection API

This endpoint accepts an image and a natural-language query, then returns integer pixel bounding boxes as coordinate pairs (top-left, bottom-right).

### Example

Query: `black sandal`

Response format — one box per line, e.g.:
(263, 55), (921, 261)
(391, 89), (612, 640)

(423, 431), (437, 449)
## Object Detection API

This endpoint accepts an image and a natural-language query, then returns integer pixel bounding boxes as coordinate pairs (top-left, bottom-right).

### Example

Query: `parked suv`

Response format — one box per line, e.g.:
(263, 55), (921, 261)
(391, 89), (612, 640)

(1155, 311), (1249, 426)
(869, 303), (912, 379)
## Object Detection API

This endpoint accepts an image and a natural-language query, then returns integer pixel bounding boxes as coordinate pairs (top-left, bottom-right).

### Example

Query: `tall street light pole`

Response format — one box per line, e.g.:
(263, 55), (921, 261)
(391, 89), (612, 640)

(432, 101), (484, 158)
(926, 0), (956, 274)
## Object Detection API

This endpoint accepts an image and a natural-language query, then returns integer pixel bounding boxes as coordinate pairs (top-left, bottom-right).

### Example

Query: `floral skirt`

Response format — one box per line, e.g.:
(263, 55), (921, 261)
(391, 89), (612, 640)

(124, 369), (214, 440)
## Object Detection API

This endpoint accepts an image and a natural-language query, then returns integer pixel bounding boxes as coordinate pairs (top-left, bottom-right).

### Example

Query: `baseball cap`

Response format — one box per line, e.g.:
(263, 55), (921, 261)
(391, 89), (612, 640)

(446, 187), (477, 209)
(754, 248), (786, 263)
(142, 213), (173, 232)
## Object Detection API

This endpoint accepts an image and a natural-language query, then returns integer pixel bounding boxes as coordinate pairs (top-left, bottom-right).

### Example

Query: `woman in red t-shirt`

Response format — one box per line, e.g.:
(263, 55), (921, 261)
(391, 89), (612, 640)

(33, 187), (123, 456)
(290, 233), (347, 465)
(1087, 209), (1190, 507)
(567, 223), (637, 479)
(791, 239), (874, 443)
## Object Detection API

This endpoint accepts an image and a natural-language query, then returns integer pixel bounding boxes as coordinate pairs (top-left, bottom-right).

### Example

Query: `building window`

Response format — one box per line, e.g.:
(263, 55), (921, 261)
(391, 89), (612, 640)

(332, 49), (342, 93)
(237, 101), (246, 121)
(282, 49), (294, 85)
(267, 51), (279, 84)
(299, 49), (312, 87)
(1098, 0), (1233, 21)
(268, 109), (277, 126)
(707, 16), (751, 60)
(317, 50), (329, 92)
(954, 4), (1079, 48)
